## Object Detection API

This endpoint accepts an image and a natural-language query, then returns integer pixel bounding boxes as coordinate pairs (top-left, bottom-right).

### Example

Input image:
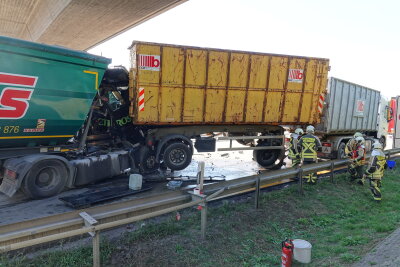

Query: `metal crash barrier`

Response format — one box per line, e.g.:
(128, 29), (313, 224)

(0, 148), (399, 267)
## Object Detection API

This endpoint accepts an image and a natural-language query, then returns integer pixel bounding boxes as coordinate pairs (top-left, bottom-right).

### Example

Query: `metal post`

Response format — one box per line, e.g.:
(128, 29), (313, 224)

(197, 161), (205, 193)
(79, 212), (100, 267)
(298, 168), (304, 195)
(201, 202), (207, 239)
(255, 177), (261, 209)
(330, 162), (335, 183)
(195, 161), (207, 239)
(92, 231), (100, 267)
(78, 106), (94, 151)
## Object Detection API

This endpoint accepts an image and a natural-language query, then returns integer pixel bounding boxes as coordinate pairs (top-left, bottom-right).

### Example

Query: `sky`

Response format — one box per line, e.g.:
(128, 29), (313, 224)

(89, 0), (400, 98)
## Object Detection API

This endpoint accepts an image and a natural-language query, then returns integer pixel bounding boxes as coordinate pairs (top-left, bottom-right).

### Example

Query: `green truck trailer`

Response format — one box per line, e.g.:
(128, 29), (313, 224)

(0, 36), (136, 199)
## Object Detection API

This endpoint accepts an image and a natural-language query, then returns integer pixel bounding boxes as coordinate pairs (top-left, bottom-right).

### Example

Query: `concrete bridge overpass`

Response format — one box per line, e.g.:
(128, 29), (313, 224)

(0, 0), (186, 50)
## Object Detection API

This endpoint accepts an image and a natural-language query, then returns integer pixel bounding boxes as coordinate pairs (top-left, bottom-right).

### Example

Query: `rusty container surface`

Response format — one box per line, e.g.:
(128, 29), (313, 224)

(129, 41), (329, 125)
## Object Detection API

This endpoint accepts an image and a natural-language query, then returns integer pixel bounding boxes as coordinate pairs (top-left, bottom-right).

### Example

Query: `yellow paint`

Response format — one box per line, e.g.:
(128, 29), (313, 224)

(83, 70), (99, 90)
(130, 42), (329, 125)
(0, 135), (74, 139)
(159, 47), (184, 122)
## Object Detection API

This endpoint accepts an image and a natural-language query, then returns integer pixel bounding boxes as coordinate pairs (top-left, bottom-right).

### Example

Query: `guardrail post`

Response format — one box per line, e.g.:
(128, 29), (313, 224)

(79, 212), (100, 267)
(201, 201), (207, 239)
(255, 177), (261, 209)
(298, 168), (304, 195)
(330, 162), (335, 183)
(197, 161), (205, 193)
(92, 231), (100, 267)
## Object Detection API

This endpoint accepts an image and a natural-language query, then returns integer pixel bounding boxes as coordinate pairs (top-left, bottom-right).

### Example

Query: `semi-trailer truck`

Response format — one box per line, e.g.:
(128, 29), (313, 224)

(0, 37), (329, 199)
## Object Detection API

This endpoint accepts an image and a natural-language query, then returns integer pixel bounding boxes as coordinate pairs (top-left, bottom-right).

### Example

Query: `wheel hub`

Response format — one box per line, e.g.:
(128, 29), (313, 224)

(38, 173), (50, 184)
(145, 156), (156, 169)
(261, 151), (274, 161)
(170, 148), (185, 164)
(36, 168), (56, 188)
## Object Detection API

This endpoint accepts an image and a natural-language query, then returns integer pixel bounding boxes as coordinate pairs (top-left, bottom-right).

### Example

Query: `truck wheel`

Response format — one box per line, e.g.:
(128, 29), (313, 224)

(338, 142), (346, 159)
(139, 147), (159, 174)
(22, 159), (68, 199)
(269, 159), (285, 170)
(253, 149), (280, 168)
(163, 142), (192, 171)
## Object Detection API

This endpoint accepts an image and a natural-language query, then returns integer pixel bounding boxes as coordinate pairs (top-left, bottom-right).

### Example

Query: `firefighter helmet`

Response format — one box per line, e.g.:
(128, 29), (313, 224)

(306, 125), (315, 134)
(355, 136), (365, 144)
(372, 142), (383, 150)
(353, 132), (363, 138)
(294, 128), (304, 135)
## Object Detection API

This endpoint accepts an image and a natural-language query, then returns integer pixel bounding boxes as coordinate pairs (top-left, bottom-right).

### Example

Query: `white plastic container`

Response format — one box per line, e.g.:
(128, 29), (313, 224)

(293, 239), (312, 264)
(129, 174), (143, 190)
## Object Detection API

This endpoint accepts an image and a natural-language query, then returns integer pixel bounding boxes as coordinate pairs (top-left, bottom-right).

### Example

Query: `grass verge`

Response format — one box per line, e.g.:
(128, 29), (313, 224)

(1, 161), (399, 267)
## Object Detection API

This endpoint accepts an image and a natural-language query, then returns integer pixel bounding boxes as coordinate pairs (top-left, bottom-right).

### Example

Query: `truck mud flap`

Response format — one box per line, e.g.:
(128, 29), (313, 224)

(0, 177), (18, 197)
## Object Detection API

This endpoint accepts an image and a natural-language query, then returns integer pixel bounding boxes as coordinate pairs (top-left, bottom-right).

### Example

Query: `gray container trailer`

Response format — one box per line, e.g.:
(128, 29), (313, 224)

(320, 77), (380, 133)
(317, 77), (388, 159)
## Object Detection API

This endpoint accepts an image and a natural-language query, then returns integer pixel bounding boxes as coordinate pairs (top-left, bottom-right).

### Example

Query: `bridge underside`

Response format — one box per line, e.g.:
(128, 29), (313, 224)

(0, 0), (185, 50)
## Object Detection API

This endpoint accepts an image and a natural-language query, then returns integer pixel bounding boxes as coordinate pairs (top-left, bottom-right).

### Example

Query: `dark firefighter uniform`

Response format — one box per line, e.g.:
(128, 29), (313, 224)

(299, 134), (322, 184)
(365, 149), (387, 201)
(348, 143), (366, 184)
(288, 133), (301, 167)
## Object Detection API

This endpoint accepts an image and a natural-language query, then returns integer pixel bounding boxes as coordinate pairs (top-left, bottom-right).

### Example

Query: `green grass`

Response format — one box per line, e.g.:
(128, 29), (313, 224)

(1, 162), (400, 267)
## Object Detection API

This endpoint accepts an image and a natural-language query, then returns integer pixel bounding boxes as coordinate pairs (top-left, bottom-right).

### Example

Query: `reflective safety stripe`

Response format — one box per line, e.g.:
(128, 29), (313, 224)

(372, 156), (386, 179)
(370, 179), (382, 201)
(301, 139), (317, 159)
(303, 172), (317, 184)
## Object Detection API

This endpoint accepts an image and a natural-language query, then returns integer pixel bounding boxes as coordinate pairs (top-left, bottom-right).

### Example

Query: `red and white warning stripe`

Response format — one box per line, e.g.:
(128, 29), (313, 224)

(318, 94), (325, 113)
(138, 87), (145, 112)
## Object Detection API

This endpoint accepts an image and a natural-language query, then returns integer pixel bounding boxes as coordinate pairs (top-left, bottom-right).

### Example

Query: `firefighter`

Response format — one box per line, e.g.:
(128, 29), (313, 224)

(365, 142), (387, 202)
(344, 132), (363, 157)
(348, 136), (366, 185)
(299, 125), (322, 184)
(288, 128), (303, 167)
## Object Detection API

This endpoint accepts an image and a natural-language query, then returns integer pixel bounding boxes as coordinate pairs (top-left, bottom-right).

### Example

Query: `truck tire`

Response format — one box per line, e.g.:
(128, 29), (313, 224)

(22, 159), (68, 199)
(269, 159), (285, 170)
(338, 142), (346, 159)
(139, 146), (159, 174)
(253, 149), (280, 169)
(163, 142), (192, 171)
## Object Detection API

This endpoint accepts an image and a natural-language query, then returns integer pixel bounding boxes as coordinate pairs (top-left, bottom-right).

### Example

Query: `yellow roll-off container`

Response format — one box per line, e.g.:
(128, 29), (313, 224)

(129, 41), (329, 125)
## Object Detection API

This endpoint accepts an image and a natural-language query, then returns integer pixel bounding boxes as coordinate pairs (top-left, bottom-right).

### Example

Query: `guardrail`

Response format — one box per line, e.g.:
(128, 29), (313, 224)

(1, 147), (399, 267)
